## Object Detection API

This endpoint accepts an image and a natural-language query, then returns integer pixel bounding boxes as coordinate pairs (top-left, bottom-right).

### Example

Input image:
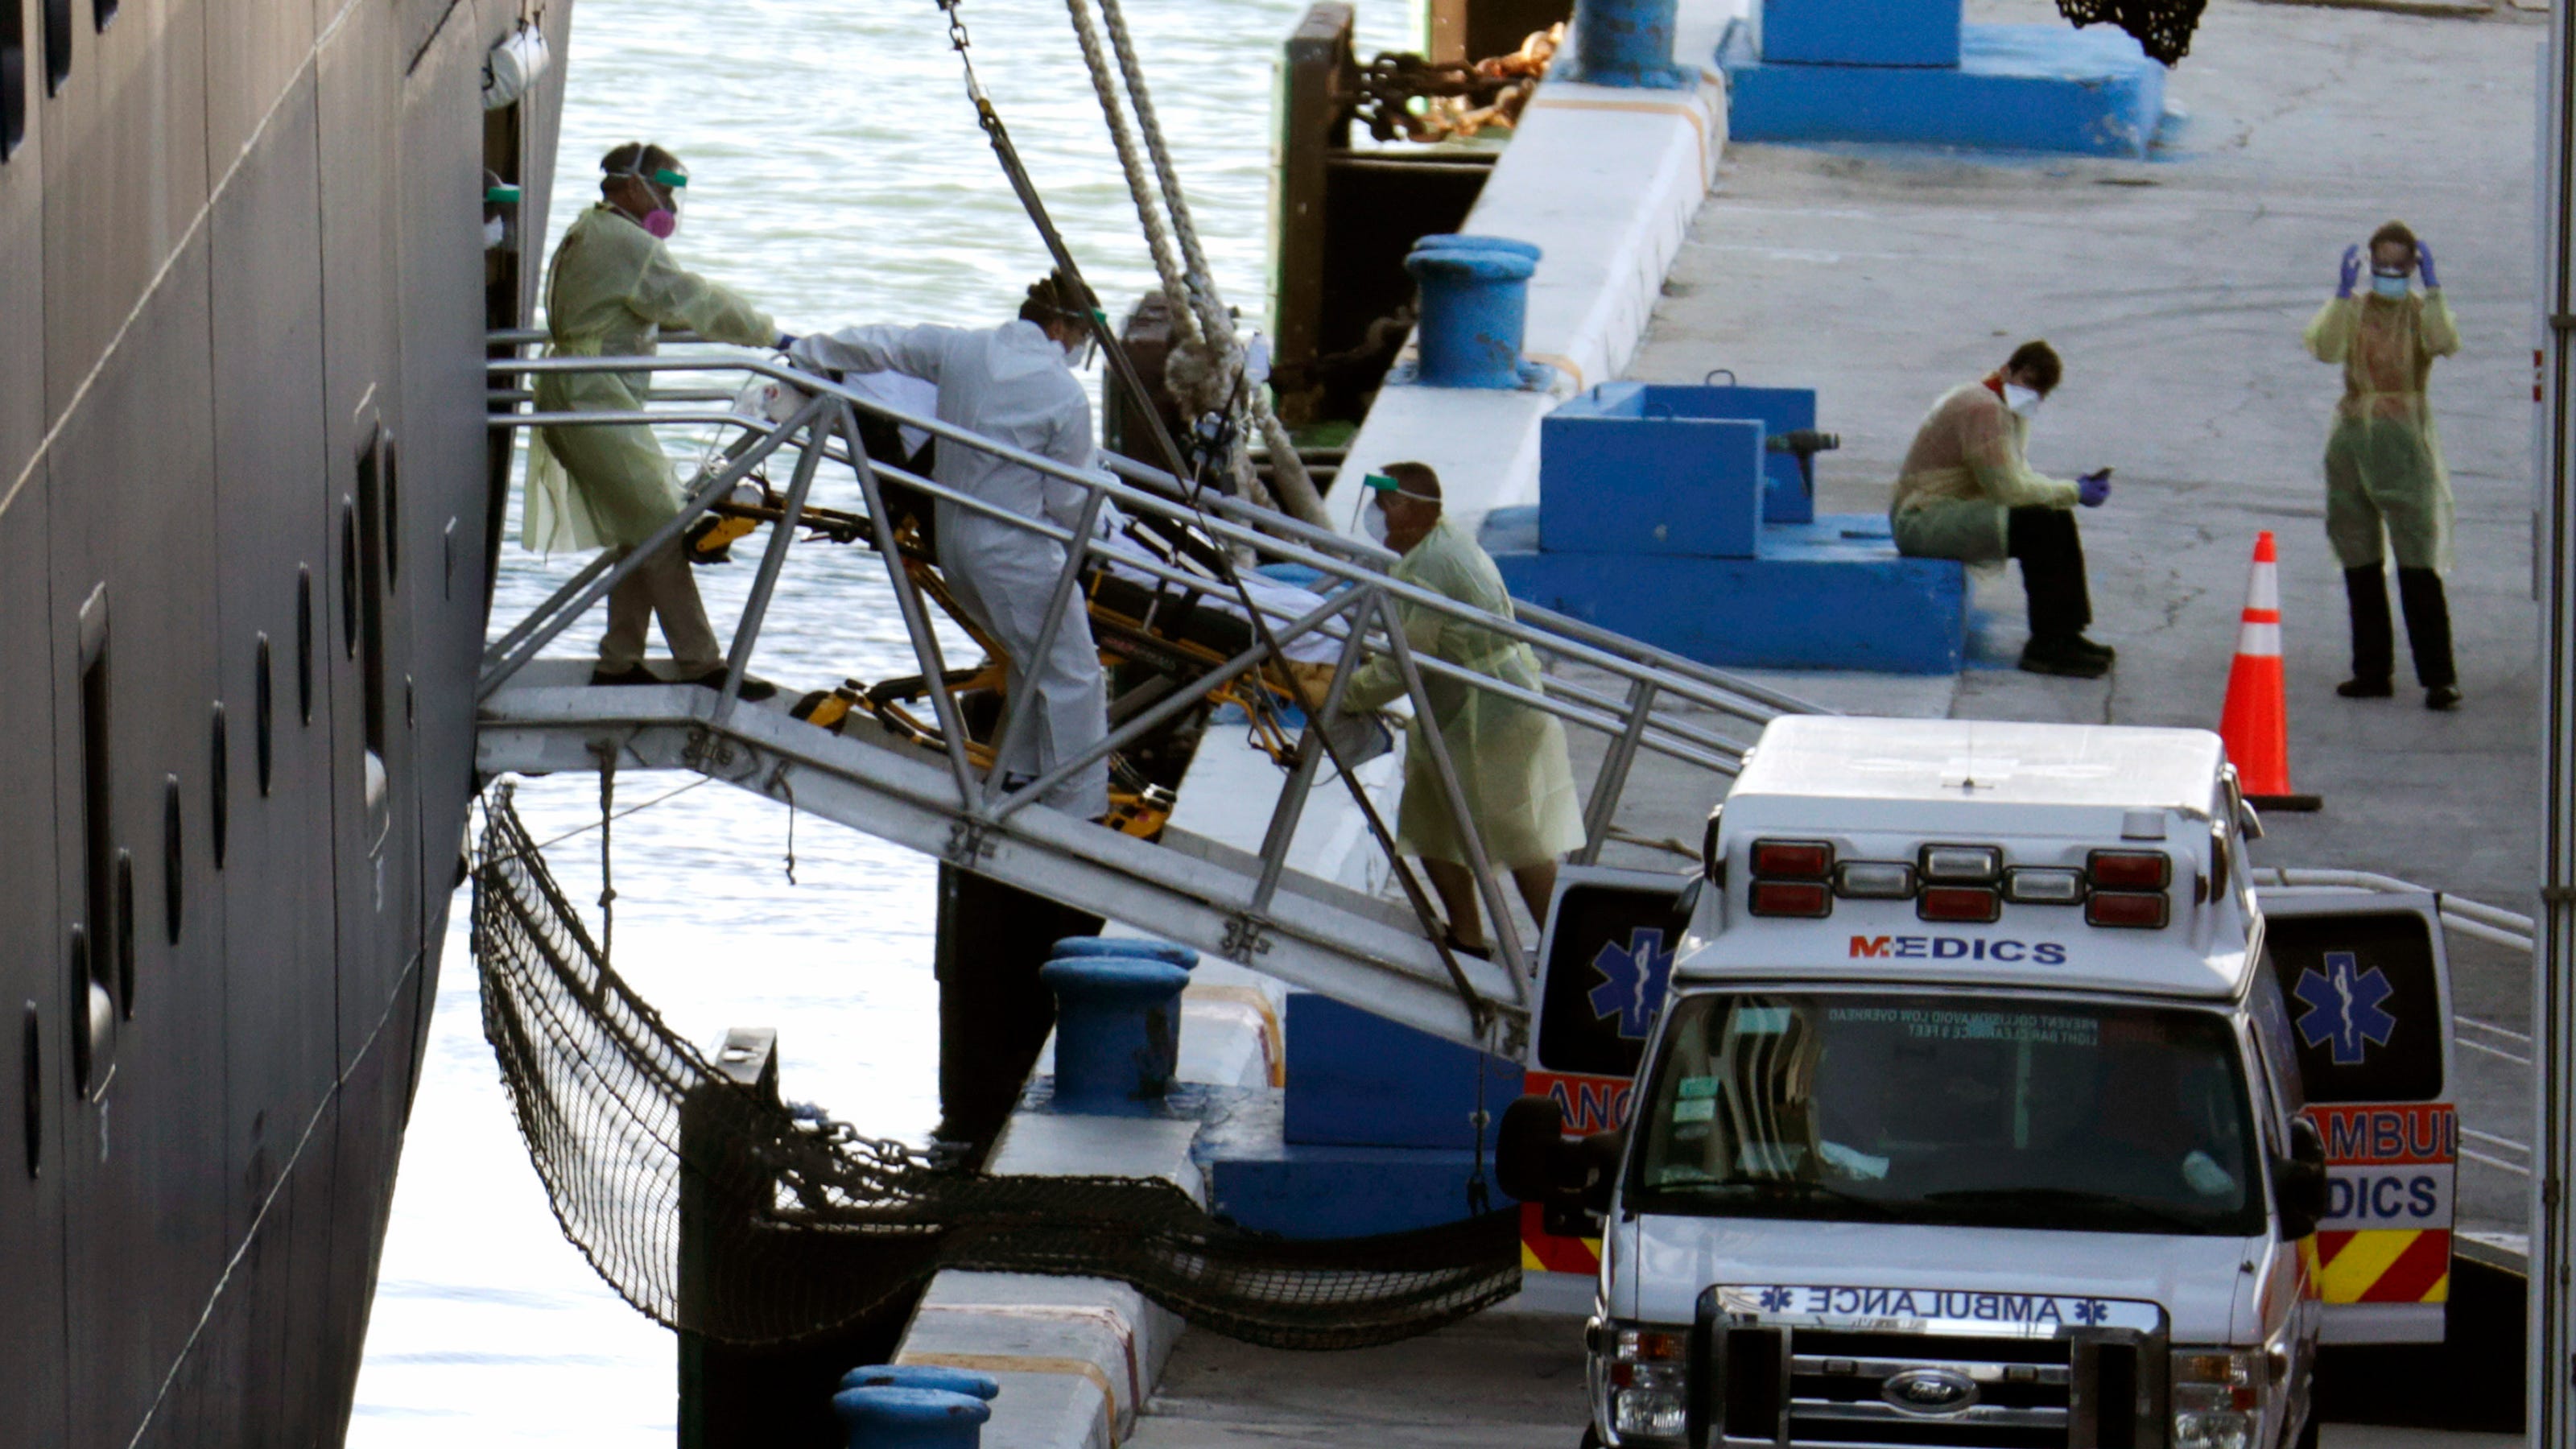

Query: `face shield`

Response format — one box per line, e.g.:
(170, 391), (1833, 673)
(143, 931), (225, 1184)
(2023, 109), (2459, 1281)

(1360, 471), (1435, 544)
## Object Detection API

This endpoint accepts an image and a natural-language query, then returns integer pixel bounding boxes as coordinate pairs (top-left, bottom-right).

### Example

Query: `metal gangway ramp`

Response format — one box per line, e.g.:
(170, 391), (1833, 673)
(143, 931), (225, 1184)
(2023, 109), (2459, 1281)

(479, 341), (1814, 1051)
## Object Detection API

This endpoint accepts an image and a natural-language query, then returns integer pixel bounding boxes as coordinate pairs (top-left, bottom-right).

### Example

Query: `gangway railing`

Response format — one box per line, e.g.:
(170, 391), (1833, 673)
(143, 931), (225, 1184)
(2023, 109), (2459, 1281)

(479, 337), (1818, 1050)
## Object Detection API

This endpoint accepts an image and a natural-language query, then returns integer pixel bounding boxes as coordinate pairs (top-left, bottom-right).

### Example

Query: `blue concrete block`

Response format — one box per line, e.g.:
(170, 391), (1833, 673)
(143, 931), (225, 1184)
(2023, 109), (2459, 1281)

(1759, 0), (1959, 68)
(1626, 382), (1819, 525)
(1209, 1145), (1492, 1237)
(1487, 509), (1968, 673)
(1283, 993), (1522, 1150)
(1541, 389), (1766, 558)
(1721, 22), (2169, 159)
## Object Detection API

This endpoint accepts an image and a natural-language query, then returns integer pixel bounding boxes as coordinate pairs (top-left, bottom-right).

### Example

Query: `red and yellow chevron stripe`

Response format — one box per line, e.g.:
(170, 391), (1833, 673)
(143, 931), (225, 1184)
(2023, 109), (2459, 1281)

(2306, 1228), (2450, 1304)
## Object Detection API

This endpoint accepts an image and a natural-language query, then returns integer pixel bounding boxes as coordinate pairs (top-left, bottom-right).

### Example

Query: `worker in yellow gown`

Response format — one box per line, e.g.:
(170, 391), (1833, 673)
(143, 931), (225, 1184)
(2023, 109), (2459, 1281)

(526, 142), (782, 697)
(1338, 462), (1584, 957)
(2304, 221), (2461, 711)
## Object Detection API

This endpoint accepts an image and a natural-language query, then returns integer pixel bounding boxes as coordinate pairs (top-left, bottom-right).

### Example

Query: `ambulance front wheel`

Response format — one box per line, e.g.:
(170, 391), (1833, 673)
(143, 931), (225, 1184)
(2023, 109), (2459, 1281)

(1579, 1425), (1604, 1449)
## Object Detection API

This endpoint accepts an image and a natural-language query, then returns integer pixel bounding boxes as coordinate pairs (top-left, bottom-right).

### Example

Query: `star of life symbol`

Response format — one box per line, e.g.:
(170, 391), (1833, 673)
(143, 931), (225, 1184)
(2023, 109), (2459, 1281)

(2293, 951), (2397, 1066)
(1760, 1286), (1795, 1312)
(1588, 928), (1674, 1040)
(2072, 1299), (2110, 1325)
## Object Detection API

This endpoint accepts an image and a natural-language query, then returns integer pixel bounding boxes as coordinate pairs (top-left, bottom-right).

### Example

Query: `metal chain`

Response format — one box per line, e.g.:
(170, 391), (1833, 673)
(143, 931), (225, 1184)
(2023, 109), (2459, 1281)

(591, 740), (617, 962)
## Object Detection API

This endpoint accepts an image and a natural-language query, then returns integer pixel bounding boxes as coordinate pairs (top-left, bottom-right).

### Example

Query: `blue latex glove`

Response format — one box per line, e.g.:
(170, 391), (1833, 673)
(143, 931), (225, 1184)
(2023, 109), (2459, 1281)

(2415, 241), (2439, 290)
(775, 332), (800, 353)
(2078, 469), (2112, 508)
(2336, 245), (2362, 299)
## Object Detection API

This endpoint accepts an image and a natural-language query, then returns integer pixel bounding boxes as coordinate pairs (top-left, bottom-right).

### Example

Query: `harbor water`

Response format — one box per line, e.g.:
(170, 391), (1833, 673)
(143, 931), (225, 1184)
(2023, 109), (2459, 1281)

(347, 0), (1412, 1441)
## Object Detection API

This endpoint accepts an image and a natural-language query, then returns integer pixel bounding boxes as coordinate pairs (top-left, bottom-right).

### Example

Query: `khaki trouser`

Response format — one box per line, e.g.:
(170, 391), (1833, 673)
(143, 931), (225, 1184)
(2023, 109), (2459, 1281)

(598, 540), (723, 674)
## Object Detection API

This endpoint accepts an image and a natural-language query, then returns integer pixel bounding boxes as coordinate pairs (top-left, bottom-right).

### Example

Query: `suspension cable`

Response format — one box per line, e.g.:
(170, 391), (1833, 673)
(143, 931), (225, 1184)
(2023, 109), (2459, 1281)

(930, 0), (1505, 1042)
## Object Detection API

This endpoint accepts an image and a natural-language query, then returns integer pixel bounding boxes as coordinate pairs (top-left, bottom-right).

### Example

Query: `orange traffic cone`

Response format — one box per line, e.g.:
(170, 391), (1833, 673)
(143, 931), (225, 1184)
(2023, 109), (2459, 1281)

(2219, 532), (2321, 811)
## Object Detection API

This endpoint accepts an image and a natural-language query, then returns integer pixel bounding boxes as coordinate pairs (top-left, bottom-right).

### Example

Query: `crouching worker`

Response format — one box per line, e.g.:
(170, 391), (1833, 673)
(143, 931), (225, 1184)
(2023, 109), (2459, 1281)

(527, 142), (783, 699)
(1890, 340), (2116, 679)
(1338, 463), (1583, 958)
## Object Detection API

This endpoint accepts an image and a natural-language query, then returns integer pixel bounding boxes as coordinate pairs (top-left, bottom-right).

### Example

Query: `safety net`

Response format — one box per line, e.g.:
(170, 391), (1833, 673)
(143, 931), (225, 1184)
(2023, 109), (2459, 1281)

(2057, 0), (2205, 67)
(470, 786), (1520, 1351)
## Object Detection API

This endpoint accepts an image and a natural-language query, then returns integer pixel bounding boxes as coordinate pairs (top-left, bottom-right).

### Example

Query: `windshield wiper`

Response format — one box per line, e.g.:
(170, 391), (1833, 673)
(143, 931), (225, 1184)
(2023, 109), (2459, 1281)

(1920, 1187), (2211, 1232)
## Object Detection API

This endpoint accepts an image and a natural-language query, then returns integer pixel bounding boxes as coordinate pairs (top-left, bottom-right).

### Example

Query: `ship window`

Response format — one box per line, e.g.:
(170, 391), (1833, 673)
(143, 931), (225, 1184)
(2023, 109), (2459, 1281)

(74, 585), (115, 1026)
(39, 0), (66, 97)
(2, 0), (25, 159)
(356, 433), (387, 758)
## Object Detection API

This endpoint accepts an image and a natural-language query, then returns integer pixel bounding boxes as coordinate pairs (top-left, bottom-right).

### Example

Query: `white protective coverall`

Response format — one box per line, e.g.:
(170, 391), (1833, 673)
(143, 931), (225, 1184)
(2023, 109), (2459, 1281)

(788, 320), (1109, 818)
(1339, 516), (1584, 869)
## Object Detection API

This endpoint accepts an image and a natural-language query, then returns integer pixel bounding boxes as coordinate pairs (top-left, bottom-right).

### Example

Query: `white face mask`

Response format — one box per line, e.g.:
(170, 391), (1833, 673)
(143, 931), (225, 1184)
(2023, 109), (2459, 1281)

(2002, 383), (2043, 418)
(1362, 506), (1390, 544)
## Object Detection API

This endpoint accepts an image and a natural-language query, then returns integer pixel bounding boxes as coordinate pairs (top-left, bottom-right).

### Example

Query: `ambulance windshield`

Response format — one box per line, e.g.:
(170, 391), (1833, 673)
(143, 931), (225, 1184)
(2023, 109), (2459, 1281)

(1629, 993), (2264, 1236)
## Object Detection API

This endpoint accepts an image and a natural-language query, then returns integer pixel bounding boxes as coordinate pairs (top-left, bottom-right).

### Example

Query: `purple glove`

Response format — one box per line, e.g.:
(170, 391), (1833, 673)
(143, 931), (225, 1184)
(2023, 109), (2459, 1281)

(775, 332), (800, 353)
(2078, 470), (2112, 508)
(2415, 242), (2439, 290)
(2336, 245), (2362, 300)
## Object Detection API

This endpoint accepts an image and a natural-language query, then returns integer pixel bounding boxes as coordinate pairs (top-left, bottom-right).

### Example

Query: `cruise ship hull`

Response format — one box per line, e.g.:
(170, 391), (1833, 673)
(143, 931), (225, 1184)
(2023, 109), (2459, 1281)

(0, 0), (567, 1442)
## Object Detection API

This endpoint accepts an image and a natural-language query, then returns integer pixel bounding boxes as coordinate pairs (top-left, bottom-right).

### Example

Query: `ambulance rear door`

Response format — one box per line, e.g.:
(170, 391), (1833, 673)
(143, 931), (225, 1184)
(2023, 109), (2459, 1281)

(1523, 865), (1695, 1278)
(2256, 890), (2457, 1344)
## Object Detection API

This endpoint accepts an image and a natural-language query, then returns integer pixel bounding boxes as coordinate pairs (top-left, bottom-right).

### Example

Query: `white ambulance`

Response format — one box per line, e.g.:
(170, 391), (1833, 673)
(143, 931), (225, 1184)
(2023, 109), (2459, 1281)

(1502, 717), (2458, 1449)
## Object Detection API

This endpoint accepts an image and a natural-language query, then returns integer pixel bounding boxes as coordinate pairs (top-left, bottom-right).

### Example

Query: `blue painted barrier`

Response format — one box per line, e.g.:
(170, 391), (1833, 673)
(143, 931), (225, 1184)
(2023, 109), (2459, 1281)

(1759, 0), (1959, 67)
(840, 1364), (1002, 1401)
(831, 1385), (990, 1449)
(1039, 958), (1189, 1112)
(1404, 246), (1537, 390)
(1282, 993), (1523, 1150)
(1048, 936), (1200, 971)
(1722, 22), (2166, 158)
(1564, 0), (1693, 88)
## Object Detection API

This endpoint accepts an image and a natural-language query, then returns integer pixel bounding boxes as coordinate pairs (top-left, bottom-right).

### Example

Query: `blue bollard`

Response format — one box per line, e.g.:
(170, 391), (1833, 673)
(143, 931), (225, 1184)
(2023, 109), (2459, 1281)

(840, 1364), (1001, 1401)
(1563, 0), (1693, 88)
(1048, 936), (1200, 972)
(1408, 233), (1542, 263)
(1039, 957), (1191, 1113)
(1404, 246), (1539, 390)
(831, 1385), (990, 1449)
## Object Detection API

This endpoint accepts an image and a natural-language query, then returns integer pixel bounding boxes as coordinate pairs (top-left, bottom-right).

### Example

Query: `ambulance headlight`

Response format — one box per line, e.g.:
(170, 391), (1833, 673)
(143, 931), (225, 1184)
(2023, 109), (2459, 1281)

(1603, 1323), (1688, 1443)
(2170, 1347), (2261, 1449)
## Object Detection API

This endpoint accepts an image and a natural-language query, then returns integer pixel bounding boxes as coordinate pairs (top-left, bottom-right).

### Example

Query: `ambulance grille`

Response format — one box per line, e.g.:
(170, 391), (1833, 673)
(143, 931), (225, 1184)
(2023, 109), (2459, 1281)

(1701, 1328), (2157, 1449)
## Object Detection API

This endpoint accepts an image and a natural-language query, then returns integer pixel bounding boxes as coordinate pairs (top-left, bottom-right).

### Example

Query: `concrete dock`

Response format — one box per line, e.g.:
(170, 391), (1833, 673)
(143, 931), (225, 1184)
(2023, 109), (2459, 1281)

(1125, 0), (2547, 1440)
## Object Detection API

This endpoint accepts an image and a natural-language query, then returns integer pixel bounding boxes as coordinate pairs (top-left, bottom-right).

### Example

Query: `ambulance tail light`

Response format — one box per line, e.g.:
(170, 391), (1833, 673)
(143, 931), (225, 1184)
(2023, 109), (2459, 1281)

(2005, 867), (2085, 904)
(1918, 886), (2001, 924)
(1750, 840), (1833, 880)
(1835, 861), (1916, 899)
(1919, 844), (2002, 883)
(1749, 881), (1832, 919)
(2088, 849), (2173, 890)
(2087, 891), (2171, 929)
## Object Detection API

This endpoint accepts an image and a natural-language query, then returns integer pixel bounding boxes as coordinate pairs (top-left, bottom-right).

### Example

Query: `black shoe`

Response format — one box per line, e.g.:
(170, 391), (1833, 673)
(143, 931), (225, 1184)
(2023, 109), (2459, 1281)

(2067, 635), (2116, 662)
(2335, 677), (2393, 699)
(684, 668), (778, 703)
(589, 664), (660, 687)
(1440, 930), (1493, 961)
(2018, 638), (2111, 679)
(2425, 684), (2462, 712)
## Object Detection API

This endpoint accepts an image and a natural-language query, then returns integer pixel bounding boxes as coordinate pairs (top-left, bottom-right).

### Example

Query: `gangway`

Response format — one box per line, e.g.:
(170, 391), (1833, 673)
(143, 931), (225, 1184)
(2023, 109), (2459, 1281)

(479, 341), (1818, 1051)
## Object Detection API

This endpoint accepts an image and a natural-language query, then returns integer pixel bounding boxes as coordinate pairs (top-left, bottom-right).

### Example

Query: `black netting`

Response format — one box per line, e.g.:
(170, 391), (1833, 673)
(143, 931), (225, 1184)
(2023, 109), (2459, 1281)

(2057, 0), (2203, 67)
(471, 786), (1519, 1351)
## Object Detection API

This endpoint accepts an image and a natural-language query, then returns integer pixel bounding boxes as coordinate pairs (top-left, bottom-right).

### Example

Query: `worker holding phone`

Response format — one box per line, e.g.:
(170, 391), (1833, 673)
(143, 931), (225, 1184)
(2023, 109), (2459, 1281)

(1890, 341), (2116, 679)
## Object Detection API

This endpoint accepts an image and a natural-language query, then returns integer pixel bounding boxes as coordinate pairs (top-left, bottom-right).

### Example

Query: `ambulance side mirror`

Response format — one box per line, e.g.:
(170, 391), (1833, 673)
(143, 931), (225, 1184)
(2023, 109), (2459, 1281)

(2274, 1116), (2329, 1240)
(1496, 1095), (1570, 1203)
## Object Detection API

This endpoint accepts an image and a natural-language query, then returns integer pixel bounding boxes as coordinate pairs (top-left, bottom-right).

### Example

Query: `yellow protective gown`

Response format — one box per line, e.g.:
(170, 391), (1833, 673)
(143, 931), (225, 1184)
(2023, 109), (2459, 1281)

(1341, 516), (1585, 870)
(2302, 291), (2460, 575)
(1888, 379), (2078, 564)
(526, 205), (776, 552)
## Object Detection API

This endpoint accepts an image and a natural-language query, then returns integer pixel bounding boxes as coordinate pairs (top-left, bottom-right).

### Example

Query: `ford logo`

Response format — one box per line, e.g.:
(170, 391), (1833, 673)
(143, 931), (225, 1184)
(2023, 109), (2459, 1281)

(1881, 1368), (1979, 1416)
